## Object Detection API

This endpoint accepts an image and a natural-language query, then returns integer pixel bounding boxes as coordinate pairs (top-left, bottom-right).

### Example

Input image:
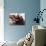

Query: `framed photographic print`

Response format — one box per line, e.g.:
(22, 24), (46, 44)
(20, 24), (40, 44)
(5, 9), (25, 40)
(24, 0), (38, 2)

(9, 13), (25, 25)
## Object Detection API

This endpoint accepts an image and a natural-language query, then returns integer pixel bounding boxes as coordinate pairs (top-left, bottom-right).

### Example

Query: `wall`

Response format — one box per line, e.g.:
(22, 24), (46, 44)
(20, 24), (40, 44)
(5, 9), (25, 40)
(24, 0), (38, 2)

(40, 0), (46, 26)
(0, 0), (4, 42)
(4, 0), (40, 42)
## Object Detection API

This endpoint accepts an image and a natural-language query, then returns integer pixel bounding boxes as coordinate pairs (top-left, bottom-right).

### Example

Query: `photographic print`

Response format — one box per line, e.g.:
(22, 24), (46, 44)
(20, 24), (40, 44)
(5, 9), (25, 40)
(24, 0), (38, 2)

(9, 13), (25, 25)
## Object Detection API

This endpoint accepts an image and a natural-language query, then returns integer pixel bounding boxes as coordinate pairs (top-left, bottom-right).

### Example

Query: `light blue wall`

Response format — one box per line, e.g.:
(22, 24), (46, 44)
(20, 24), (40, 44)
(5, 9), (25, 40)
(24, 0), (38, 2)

(40, 0), (46, 27)
(4, 0), (40, 42)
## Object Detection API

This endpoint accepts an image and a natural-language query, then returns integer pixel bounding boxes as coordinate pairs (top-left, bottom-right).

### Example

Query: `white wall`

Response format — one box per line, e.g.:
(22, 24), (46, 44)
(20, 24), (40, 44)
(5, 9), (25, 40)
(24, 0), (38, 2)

(0, 0), (4, 42)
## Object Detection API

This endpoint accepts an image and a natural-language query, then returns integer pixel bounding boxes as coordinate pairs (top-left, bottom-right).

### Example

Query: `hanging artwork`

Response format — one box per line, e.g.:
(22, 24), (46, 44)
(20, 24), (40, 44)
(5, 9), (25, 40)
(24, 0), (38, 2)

(9, 13), (25, 25)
